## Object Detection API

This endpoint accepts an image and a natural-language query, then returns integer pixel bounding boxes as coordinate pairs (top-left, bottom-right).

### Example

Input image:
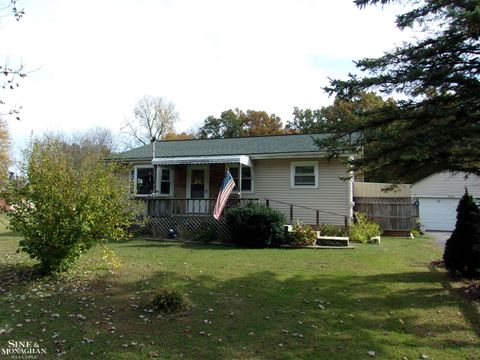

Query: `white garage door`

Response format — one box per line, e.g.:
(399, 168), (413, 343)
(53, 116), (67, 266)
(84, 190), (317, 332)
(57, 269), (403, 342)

(419, 198), (459, 231)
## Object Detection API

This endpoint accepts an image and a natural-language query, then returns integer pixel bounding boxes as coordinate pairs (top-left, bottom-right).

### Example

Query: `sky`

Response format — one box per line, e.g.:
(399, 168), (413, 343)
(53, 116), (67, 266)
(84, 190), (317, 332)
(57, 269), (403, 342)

(0, 0), (416, 157)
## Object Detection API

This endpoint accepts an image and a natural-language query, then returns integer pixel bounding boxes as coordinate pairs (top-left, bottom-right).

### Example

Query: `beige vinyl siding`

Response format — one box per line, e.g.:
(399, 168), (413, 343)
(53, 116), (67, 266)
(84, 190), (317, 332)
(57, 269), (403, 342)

(411, 172), (480, 198)
(246, 158), (350, 225)
(354, 182), (411, 198)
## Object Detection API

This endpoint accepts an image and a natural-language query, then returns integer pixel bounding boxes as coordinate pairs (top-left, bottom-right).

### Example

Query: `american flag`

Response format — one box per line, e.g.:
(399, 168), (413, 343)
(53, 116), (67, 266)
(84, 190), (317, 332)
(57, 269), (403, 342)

(213, 171), (236, 220)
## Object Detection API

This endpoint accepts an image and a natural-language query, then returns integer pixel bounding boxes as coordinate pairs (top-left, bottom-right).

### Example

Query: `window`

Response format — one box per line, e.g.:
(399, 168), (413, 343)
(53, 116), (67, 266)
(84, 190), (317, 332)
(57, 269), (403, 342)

(135, 167), (154, 195)
(133, 166), (173, 196)
(228, 165), (253, 192)
(291, 161), (318, 188)
(159, 168), (173, 195)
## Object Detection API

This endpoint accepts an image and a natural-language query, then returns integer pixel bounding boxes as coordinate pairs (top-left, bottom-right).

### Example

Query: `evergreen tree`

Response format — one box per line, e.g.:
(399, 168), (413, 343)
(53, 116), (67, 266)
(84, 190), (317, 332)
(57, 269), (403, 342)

(443, 190), (480, 278)
(317, 0), (480, 183)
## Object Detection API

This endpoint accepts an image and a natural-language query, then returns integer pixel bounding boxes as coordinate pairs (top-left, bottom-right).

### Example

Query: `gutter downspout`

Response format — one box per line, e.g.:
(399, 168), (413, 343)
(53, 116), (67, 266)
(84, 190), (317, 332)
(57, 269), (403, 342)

(347, 156), (354, 225)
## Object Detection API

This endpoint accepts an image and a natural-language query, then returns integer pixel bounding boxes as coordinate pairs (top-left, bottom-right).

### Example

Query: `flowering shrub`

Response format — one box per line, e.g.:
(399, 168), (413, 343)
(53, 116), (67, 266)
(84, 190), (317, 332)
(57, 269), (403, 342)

(288, 220), (317, 247)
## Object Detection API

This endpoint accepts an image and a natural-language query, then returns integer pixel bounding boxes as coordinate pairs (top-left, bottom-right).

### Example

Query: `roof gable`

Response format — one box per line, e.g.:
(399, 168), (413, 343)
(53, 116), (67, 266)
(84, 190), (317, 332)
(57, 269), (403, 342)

(411, 172), (480, 198)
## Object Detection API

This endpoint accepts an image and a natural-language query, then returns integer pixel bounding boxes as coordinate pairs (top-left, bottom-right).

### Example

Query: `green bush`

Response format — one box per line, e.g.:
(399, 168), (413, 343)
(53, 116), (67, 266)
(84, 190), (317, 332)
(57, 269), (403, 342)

(349, 212), (381, 243)
(411, 229), (422, 238)
(152, 288), (189, 314)
(443, 191), (480, 278)
(318, 223), (345, 236)
(287, 220), (317, 247)
(3, 141), (139, 274)
(194, 225), (218, 244)
(225, 203), (285, 247)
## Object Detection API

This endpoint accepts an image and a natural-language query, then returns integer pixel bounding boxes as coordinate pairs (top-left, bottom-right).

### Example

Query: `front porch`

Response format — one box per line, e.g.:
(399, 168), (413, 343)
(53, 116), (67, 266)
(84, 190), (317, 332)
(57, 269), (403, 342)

(141, 198), (259, 241)
(133, 154), (255, 216)
(133, 156), (256, 239)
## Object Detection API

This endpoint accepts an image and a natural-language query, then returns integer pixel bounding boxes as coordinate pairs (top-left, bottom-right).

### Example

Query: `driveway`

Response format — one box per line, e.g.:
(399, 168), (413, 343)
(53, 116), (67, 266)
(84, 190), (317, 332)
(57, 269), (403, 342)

(426, 231), (451, 249)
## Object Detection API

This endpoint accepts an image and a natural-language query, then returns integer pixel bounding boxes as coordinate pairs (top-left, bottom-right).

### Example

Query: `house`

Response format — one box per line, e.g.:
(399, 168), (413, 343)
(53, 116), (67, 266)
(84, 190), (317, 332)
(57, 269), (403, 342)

(114, 134), (354, 237)
(411, 172), (480, 231)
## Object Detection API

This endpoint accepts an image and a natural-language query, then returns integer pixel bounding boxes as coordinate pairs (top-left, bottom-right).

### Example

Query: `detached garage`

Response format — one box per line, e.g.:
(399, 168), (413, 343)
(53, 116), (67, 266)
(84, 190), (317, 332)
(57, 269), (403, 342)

(411, 173), (480, 231)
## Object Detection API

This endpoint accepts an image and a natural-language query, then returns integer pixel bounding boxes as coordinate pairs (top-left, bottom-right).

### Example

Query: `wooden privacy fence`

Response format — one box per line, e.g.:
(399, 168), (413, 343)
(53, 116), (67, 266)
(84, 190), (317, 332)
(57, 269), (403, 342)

(354, 197), (418, 231)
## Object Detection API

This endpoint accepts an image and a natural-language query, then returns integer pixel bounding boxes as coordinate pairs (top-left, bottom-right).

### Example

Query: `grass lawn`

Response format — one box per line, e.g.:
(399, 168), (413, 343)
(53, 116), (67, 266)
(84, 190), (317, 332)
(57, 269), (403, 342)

(0, 218), (479, 359)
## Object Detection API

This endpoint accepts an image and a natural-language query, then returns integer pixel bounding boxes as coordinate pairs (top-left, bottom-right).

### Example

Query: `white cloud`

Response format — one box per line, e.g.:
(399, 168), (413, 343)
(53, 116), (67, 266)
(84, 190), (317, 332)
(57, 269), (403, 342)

(1, 0), (415, 152)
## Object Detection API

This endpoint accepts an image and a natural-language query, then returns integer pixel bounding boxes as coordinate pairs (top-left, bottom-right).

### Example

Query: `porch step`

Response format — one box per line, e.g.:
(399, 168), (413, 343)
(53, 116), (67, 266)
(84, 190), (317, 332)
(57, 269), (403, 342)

(280, 244), (354, 249)
(316, 235), (349, 247)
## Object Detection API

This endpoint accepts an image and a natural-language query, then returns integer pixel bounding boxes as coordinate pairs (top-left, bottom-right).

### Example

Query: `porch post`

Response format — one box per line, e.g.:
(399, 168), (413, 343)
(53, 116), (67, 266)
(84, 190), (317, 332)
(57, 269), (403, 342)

(152, 139), (157, 195)
(153, 165), (157, 194)
(238, 162), (242, 199)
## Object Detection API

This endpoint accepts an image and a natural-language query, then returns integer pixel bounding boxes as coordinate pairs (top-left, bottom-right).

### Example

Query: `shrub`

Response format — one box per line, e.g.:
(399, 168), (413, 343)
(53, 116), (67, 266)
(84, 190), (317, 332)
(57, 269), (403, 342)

(414, 217), (426, 234)
(3, 141), (140, 274)
(129, 215), (152, 237)
(152, 288), (189, 314)
(349, 212), (381, 243)
(411, 229), (422, 238)
(318, 223), (345, 236)
(443, 191), (480, 278)
(287, 220), (317, 246)
(194, 225), (218, 244)
(225, 202), (285, 247)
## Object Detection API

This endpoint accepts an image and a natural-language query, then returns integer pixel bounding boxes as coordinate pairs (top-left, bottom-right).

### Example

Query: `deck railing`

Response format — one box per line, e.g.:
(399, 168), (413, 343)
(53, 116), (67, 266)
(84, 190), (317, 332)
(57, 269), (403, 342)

(141, 197), (259, 217)
(264, 198), (351, 230)
(138, 196), (350, 232)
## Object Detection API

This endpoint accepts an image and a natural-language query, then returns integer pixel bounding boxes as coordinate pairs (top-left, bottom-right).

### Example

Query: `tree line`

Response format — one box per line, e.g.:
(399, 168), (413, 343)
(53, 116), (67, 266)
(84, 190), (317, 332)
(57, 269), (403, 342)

(122, 92), (389, 140)
(2, 0), (479, 185)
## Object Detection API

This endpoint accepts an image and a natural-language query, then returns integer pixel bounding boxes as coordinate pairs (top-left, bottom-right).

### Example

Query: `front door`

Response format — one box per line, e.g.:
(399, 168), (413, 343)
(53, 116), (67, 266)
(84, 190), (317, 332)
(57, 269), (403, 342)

(187, 165), (209, 213)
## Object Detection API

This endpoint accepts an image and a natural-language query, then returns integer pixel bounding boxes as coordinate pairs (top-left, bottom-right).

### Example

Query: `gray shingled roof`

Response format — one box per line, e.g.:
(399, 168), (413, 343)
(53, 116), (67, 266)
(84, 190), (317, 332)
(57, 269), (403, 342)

(113, 133), (329, 161)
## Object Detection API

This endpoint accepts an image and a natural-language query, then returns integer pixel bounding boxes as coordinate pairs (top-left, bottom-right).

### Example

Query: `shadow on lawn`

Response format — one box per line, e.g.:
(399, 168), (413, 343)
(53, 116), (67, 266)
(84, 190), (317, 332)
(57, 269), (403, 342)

(0, 260), (479, 359)
(0, 263), (43, 289)
(428, 265), (480, 338)
(0, 230), (22, 238)
(117, 239), (240, 251)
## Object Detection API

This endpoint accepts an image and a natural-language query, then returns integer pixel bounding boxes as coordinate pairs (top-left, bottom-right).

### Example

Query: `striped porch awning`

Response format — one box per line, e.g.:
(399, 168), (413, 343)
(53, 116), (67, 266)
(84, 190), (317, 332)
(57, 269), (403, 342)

(151, 155), (252, 167)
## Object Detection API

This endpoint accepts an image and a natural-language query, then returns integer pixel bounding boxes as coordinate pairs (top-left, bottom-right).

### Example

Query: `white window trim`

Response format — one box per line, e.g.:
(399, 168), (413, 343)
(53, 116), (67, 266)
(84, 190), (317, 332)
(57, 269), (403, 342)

(133, 165), (174, 197)
(157, 167), (174, 197)
(134, 165), (154, 197)
(186, 165), (209, 198)
(226, 164), (254, 194)
(290, 161), (319, 189)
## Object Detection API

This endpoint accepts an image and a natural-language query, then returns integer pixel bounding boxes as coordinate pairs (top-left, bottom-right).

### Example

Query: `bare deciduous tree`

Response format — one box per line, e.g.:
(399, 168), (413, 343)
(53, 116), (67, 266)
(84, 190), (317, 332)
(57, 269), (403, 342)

(0, 118), (11, 186)
(30, 127), (118, 168)
(121, 95), (178, 149)
(1, 0), (26, 120)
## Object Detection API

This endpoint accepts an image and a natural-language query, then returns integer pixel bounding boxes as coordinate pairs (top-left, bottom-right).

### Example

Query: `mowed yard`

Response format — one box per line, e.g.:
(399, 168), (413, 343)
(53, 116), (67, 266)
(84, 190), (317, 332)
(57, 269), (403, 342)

(0, 219), (479, 360)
